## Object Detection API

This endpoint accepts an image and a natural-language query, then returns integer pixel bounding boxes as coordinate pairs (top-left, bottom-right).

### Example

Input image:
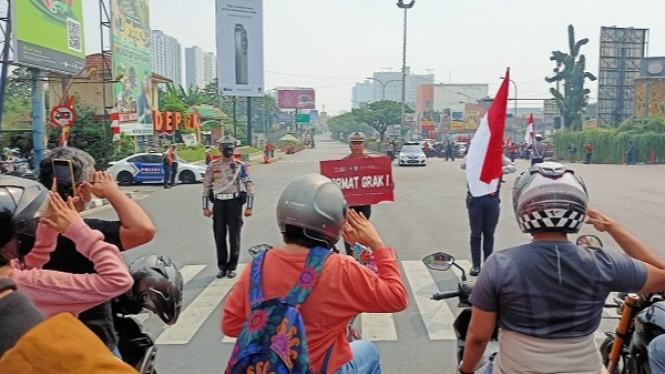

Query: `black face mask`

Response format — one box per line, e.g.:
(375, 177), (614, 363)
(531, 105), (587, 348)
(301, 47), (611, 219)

(222, 149), (235, 158)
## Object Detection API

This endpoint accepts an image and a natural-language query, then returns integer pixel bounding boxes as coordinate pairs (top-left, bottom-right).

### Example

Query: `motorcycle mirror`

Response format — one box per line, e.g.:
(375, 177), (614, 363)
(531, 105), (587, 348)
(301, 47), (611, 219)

(422, 252), (455, 272)
(248, 244), (272, 258)
(576, 235), (603, 249)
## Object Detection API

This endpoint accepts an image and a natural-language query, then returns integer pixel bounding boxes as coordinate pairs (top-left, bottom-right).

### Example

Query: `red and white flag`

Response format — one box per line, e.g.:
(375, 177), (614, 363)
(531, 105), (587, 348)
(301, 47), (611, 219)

(524, 113), (534, 145)
(465, 69), (510, 197)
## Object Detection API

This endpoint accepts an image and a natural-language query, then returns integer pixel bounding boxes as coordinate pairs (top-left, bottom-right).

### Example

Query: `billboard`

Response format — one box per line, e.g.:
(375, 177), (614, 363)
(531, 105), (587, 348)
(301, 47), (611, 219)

(635, 78), (665, 118)
(111, 0), (154, 136)
(216, 0), (265, 97)
(12, 0), (86, 74)
(277, 89), (316, 110)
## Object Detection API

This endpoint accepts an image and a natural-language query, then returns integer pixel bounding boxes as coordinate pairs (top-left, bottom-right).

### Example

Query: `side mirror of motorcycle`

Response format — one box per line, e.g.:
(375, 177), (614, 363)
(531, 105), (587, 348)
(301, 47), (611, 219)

(422, 252), (467, 281)
(576, 235), (603, 249)
(248, 244), (272, 258)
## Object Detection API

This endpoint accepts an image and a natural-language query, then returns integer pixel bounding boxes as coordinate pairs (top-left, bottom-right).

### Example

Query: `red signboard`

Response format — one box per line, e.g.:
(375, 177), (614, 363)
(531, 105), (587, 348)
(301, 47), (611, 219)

(319, 157), (394, 206)
(277, 89), (316, 110)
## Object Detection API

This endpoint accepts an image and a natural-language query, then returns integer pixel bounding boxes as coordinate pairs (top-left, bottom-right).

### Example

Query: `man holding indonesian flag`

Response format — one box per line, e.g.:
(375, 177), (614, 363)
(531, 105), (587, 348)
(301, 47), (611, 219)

(460, 71), (516, 276)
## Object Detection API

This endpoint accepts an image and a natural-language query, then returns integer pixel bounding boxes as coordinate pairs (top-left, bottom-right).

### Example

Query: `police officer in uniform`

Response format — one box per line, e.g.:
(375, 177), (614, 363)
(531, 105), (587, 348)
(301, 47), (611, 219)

(342, 132), (372, 256)
(203, 136), (255, 279)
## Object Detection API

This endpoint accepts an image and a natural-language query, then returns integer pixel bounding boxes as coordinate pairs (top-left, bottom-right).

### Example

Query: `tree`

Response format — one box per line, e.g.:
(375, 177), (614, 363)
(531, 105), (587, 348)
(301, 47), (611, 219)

(328, 112), (373, 141)
(356, 100), (413, 141)
(546, 25), (597, 131)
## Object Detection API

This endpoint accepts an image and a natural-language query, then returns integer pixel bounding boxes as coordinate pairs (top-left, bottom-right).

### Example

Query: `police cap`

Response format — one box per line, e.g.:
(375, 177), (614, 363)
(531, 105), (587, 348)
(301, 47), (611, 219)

(349, 132), (366, 143)
(216, 135), (236, 149)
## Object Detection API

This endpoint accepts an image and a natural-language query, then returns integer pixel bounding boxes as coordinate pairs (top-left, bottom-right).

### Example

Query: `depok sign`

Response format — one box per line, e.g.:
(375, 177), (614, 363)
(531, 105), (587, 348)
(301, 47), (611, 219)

(216, 0), (265, 97)
(277, 89), (316, 110)
(11, 0), (86, 74)
(320, 157), (394, 206)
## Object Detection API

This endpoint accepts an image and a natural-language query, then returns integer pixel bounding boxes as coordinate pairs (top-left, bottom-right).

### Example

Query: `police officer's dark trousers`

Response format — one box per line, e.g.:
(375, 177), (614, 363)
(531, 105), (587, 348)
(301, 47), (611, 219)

(344, 205), (372, 255)
(212, 198), (244, 272)
(467, 194), (500, 267)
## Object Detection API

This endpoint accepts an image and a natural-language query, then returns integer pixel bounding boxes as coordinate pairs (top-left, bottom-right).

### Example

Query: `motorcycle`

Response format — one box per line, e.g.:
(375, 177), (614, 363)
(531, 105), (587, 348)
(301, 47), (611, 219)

(595, 226), (665, 374)
(112, 254), (184, 374)
(247, 243), (366, 342)
(422, 252), (499, 369)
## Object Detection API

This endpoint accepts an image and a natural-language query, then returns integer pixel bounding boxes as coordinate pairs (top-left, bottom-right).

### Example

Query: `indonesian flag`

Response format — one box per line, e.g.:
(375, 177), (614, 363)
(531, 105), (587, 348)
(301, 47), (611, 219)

(465, 69), (510, 197)
(524, 113), (534, 145)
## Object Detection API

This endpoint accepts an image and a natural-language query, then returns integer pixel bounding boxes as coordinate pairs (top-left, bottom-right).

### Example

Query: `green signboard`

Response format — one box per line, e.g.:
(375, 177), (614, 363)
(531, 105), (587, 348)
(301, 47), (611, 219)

(112, 0), (154, 136)
(296, 114), (310, 123)
(12, 0), (86, 74)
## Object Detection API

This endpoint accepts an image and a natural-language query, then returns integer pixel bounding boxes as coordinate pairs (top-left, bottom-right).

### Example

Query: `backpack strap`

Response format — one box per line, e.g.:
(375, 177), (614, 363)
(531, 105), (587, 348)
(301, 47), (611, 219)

(285, 247), (331, 306)
(248, 250), (267, 306)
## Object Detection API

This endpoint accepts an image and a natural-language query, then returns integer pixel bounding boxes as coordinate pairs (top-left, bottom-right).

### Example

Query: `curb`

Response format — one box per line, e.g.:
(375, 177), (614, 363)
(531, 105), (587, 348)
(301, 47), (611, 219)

(87, 191), (135, 210)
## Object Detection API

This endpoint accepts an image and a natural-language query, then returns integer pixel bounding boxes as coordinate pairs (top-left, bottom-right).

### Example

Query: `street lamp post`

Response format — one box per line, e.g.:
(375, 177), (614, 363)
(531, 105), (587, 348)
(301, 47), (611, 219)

(397, 0), (415, 131)
(366, 77), (401, 100)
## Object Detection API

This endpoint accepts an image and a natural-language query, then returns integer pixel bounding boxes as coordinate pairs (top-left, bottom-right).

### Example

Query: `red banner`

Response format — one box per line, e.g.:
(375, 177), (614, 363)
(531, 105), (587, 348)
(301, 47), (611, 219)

(319, 157), (394, 206)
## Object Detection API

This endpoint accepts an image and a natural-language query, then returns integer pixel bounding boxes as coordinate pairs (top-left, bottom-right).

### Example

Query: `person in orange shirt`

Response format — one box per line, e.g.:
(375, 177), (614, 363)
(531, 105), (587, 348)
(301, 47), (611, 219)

(162, 145), (173, 189)
(222, 173), (408, 374)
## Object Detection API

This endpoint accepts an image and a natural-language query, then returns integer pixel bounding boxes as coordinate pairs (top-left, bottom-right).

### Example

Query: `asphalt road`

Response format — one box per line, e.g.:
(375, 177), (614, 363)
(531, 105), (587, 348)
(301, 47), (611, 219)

(85, 135), (665, 374)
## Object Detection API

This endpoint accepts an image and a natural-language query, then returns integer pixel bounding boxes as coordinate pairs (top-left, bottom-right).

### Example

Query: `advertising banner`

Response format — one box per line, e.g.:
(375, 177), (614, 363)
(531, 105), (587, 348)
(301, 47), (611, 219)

(111, 0), (153, 136)
(216, 0), (265, 97)
(320, 157), (394, 206)
(277, 89), (316, 110)
(463, 110), (481, 130)
(12, 0), (86, 74)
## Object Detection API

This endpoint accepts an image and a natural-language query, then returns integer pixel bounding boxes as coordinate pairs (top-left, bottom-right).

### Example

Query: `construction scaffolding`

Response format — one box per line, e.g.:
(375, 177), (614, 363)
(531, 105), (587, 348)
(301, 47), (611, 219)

(597, 26), (649, 127)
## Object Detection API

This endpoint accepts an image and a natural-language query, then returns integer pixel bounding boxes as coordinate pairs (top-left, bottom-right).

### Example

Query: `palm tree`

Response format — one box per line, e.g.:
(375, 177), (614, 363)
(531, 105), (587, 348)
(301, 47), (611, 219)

(546, 25), (597, 131)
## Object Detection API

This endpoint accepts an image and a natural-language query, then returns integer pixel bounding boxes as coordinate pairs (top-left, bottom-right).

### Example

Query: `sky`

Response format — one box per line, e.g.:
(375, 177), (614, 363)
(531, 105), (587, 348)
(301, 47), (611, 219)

(82, 0), (665, 115)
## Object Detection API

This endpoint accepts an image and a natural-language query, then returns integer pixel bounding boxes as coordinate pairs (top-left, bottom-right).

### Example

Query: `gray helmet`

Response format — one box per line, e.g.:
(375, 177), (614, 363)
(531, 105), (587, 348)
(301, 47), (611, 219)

(512, 162), (588, 234)
(217, 135), (236, 149)
(276, 174), (348, 248)
(0, 175), (48, 261)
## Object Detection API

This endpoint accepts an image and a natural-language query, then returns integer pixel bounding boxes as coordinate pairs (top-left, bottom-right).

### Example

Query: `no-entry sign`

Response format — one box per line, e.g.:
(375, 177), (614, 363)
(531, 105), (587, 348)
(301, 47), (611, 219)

(50, 105), (76, 127)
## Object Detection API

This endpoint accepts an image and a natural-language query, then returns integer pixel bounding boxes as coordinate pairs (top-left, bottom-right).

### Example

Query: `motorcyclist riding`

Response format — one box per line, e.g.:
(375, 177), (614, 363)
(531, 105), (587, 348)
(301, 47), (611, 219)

(459, 162), (665, 374)
(222, 173), (408, 374)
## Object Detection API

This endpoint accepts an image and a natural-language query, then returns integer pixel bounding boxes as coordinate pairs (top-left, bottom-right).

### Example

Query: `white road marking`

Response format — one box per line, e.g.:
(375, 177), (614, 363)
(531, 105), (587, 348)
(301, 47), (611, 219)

(402, 261), (456, 340)
(156, 265), (245, 345)
(361, 313), (398, 341)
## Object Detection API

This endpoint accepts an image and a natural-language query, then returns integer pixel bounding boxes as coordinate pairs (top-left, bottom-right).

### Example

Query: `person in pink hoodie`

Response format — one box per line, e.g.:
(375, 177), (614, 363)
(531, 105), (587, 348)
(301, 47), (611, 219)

(0, 175), (133, 317)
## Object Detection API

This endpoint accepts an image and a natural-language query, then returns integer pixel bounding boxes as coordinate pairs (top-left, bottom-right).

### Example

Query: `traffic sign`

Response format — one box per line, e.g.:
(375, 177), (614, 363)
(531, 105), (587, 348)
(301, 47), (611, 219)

(296, 114), (310, 124)
(50, 105), (76, 128)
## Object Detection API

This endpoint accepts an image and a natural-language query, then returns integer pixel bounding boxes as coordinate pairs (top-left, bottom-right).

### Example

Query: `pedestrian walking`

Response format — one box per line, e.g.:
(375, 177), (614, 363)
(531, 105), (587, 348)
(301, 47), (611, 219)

(445, 141), (455, 161)
(509, 143), (517, 162)
(585, 143), (594, 164)
(162, 145), (172, 189)
(461, 154), (516, 276)
(626, 141), (635, 164)
(387, 141), (396, 162)
(170, 145), (178, 186)
(202, 136), (255, 279)
(270, 142), (275, 158)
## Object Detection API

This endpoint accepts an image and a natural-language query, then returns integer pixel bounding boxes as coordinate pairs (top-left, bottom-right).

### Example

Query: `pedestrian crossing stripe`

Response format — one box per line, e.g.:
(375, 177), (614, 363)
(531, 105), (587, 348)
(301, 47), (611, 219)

(143, 260), (619, 345)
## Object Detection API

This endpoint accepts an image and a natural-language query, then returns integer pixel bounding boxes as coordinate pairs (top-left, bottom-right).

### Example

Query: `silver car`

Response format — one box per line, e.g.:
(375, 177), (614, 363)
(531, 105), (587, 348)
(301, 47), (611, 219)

(398, 143), (427, 166)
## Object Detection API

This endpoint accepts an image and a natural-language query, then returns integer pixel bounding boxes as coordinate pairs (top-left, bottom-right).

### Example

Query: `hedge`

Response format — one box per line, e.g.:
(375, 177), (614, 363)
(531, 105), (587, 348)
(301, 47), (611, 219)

(553, 129), (665, 164)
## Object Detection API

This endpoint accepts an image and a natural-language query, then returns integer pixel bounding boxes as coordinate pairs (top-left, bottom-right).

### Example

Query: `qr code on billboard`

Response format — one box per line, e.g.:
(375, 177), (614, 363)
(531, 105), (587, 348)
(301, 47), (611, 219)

(67, 18), (82, 53)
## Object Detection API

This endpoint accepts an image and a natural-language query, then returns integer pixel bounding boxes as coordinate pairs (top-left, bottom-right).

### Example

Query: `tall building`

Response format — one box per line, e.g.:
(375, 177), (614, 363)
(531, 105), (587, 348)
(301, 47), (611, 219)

(151, 30), (182, 87)
(185, 46), (205, 89)
(352, 80), (374, 109)
(204, 52), (217, 86)
(371, 68), (434, 109)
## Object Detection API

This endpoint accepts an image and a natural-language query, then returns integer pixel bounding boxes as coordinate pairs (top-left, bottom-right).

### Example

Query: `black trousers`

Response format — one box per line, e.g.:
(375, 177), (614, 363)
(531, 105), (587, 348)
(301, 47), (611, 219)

(467, 194), (500, 267)
(212, 198), (244, 271)
(170, 162), (178, 185)
(344, 205), (372, 255)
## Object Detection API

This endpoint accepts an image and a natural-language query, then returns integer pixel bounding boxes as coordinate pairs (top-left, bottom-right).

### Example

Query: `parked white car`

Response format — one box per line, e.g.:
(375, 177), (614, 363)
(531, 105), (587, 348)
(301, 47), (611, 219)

(107, 152), (207, 185)
(398, 142), (427, 166)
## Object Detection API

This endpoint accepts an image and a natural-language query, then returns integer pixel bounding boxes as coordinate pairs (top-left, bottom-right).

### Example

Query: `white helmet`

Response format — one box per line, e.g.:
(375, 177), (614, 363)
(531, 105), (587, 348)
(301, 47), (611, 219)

(512, 162), (588, 234)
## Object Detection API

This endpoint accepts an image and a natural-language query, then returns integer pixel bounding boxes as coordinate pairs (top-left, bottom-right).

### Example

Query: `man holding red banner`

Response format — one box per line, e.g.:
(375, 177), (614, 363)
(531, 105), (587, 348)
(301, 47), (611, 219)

(461, 72), (516, 277)
(342, 132), (372, 255)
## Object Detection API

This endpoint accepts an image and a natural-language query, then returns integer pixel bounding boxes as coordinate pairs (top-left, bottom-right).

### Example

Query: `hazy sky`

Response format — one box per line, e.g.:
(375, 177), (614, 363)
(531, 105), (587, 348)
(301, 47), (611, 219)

(83, 0), (665, 114)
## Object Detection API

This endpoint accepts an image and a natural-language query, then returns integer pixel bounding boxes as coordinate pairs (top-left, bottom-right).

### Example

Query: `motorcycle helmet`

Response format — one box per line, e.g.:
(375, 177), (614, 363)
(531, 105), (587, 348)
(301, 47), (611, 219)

(512, 162), (588, 234)
(276, 173), (348, 248)
(0, 175), (48, 263)
(126, 255), (184, 325)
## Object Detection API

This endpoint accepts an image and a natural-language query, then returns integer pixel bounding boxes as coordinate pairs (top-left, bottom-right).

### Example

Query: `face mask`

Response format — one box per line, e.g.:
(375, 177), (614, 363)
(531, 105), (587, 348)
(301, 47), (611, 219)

(222, 149), (235, 158)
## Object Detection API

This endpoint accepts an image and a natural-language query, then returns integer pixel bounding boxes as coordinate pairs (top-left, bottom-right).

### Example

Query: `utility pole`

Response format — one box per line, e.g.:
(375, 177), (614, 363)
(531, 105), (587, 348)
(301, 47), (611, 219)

(397, 0), (415, 131)
(247, 97), (253, 146)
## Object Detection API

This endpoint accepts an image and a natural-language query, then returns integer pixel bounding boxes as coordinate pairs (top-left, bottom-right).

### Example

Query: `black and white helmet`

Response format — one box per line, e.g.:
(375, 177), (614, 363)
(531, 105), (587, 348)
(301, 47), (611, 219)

(512, 162), (588, 234)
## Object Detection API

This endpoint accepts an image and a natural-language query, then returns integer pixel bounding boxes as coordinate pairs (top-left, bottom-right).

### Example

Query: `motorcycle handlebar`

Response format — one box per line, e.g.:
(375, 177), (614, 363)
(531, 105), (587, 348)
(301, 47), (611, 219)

(431, 290), (462, 301)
